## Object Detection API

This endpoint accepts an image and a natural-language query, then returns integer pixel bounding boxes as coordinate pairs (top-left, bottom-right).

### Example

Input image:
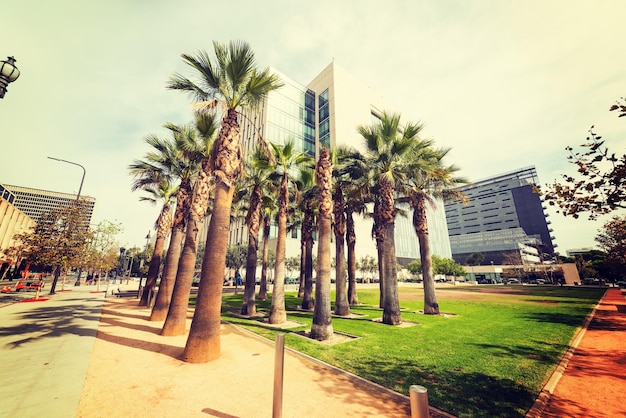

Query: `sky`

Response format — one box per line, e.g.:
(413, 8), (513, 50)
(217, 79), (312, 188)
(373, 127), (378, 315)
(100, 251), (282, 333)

(2, 0), (625, 254)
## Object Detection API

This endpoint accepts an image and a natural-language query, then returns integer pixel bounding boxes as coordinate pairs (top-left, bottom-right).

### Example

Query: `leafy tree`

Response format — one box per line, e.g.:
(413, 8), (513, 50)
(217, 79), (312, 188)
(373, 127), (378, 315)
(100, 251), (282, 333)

(465, 252), (485, 266)
(431, 255), (465, 276)
(284, 256), (300, 280)
(168, 40), (283, 362)
(543, 98), (626, 219)
(225, 244), (247, 279)
(595, 215), (626, 282)
(85, 220), (123, 290)
(406, 259), (422, 278)
(17, 201), (93, 294)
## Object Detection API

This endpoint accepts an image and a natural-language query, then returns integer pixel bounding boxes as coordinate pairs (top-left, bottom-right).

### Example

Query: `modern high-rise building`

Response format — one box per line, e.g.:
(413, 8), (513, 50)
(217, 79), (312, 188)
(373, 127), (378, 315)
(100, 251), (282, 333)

(444, 166), (555, 265)
(212, 61), (452, 266)
(2, 183), (96, 228)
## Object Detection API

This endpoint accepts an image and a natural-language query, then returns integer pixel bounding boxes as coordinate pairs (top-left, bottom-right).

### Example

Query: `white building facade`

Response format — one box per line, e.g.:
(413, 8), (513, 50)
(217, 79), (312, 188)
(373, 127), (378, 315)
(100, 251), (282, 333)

(200, 61), (453, 269)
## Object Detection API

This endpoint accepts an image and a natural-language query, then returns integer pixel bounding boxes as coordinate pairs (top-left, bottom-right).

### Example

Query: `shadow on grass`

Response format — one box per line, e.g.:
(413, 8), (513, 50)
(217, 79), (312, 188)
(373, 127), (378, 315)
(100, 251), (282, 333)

(520, 311), (588, 327)
(470, 341), (564, 365)
(344, 356), (534, 417)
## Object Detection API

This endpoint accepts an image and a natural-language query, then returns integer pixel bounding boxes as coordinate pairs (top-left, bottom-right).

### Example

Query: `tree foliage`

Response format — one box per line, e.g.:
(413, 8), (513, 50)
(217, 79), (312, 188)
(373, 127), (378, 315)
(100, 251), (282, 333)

(17, 202), (93, 272)
(595, 215), (626, 281)
(465, 252), (485, 266)
(543, 98), (626, 219)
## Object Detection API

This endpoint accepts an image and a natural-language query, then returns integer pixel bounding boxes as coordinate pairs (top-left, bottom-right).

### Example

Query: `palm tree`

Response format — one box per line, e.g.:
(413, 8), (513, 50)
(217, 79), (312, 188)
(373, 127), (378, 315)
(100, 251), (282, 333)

(168, 40), (283, 362)
(255, 140), (313, 324)
(257, 205), (276, 301)
(404, 150), (467, 314)
(358, 111), (427, 325)
(146, 115), (218, 321)
(331, 147), (351, 316)
(131, 181), (176, 306)
(295, 168), (317, 310)
(240, 149), (275, 315)
(159, 113), (219, 335)
(310, 147), (334, 340)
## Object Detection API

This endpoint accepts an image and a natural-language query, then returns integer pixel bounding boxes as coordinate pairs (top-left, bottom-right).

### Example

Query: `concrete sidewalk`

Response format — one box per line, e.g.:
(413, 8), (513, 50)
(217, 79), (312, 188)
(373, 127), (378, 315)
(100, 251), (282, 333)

(3, 283), (624, 417)
(0, 285), (106, 418)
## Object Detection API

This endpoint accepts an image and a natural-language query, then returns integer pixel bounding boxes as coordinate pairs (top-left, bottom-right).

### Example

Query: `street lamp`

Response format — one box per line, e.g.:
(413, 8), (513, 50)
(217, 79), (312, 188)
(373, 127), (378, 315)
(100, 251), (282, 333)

(0, 56), (20, 99)
(47, 157), (86, 200)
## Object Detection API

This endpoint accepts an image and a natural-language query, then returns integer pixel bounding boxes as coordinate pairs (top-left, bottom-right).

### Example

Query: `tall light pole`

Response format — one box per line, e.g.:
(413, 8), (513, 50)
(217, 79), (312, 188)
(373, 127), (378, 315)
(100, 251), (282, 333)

(0, 56), (20, 99)
(47, 157), (86, 200)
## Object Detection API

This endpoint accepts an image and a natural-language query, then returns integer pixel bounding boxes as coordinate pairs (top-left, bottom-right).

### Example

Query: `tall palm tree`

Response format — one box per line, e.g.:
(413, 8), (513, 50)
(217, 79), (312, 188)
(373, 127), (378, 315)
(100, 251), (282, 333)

(336, 149), (369, 306)
(129, 130), (182, 313)
(257, 203), (276, 301)
(404, 150), (468, 314)
(331, 147), (351, 316)
(358, 111), (428, 325)
(310, 147), (334, 340)
(295, 168), (317, 310)
(255, 140), (312, 324)
(145, 114), (218, 321)
(160, 113), (219, 335)
(168, 40), (283, 362)
(131, 181), (176, 306)
(240, 148), (275, 315)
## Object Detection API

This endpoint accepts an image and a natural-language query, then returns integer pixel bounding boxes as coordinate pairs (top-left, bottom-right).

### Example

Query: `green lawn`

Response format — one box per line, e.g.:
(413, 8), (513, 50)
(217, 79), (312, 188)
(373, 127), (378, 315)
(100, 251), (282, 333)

(199, 285), (605, 417)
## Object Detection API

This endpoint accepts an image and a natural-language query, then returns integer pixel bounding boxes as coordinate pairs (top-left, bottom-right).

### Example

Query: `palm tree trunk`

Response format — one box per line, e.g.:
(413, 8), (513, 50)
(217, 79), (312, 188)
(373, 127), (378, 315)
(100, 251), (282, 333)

(382, 222), (402, 325)
(258, 217), (270, 301)
(139, 234), (165, 306)
(311, 148), (333, 340)
(346, 211), (359, 305)
(333, 188), (350, 316)
(269, 175), (288, 324)
(161, 218), (199, 336)
(297, 238), (306, 298)
(379, 177), (401, 325)
(301, 204), (315, 310)
(150, 227), (184, 321)
(241, 231), (258, 316)
(414, 196), (439, 314)
(183, 183), (233, 362)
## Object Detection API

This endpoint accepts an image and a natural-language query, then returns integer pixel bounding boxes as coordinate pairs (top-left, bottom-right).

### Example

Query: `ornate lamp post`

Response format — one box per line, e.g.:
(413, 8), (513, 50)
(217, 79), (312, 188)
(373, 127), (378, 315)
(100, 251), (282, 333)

(0, 56), (20, 99)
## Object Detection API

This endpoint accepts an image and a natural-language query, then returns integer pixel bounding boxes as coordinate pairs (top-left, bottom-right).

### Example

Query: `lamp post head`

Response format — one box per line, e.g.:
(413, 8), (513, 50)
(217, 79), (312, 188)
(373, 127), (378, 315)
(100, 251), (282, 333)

(0, 56), (20, 99)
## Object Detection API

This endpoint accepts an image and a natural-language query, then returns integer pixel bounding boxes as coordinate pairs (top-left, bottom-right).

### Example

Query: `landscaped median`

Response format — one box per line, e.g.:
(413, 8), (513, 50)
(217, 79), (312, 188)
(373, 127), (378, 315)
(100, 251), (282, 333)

(195, 285), (605, 417)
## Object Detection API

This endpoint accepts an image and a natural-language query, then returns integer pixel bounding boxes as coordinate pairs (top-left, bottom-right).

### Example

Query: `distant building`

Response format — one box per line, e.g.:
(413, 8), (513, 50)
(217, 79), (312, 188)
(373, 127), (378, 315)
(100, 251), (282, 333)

(3, 184), (96, 227)
(0, 184), (36, 277)
(566, 247), (596, 257)
(206, 61), (452, 266)
(444, 166), (555, 265)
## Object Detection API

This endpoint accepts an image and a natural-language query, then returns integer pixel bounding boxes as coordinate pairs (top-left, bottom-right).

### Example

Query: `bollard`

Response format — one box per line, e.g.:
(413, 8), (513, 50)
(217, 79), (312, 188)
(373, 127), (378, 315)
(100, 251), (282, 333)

(410, 385), (430, 418)
(273, 333), (285, 418)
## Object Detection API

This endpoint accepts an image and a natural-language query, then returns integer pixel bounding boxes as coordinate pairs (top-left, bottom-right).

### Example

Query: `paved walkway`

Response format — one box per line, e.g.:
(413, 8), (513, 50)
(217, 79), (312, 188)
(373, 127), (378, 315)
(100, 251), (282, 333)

(0, 285), (106, 418)
(1, 284), (624, 417)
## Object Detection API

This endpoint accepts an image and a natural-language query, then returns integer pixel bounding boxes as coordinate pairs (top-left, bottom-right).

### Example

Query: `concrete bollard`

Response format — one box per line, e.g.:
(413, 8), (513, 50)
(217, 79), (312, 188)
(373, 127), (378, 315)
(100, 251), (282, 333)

(273, 333), (285, 418)
(410, 385), (430, 418)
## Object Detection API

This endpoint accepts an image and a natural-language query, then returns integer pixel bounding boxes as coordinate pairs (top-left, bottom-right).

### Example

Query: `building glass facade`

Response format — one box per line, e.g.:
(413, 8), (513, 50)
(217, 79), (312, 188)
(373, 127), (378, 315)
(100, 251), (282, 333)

(444, 166), (554, 264)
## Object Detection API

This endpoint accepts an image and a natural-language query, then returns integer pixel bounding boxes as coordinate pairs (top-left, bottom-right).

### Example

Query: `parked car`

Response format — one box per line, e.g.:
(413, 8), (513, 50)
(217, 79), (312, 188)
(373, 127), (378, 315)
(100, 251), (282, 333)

(506, 278), (520, 285)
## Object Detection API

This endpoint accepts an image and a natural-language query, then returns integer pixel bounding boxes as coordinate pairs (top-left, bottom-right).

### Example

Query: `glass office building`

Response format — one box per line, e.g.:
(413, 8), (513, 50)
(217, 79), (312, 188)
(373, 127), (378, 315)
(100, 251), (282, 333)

(216, 61), (453, 264)
(444, 166), (555, 264)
